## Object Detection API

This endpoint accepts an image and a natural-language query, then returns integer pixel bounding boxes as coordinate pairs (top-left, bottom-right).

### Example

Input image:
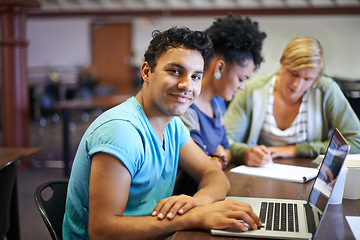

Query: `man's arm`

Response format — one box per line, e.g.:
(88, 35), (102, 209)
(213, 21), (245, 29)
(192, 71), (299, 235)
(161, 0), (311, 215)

(89, 151), (261, 240)
(151, 138), (230, 220)
(89, 152), (188, 240)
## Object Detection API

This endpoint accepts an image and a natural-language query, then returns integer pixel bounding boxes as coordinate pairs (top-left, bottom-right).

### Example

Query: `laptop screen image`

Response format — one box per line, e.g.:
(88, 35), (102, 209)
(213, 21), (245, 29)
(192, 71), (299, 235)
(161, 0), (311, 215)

(307, 128), (350, 232)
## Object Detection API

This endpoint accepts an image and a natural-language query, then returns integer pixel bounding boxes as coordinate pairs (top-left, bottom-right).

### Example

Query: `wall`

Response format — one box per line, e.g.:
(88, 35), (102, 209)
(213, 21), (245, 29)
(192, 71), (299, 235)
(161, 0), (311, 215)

(27, 14), (360, 80)
(27, 17), (91, 68)
(132, 15), (360, 80)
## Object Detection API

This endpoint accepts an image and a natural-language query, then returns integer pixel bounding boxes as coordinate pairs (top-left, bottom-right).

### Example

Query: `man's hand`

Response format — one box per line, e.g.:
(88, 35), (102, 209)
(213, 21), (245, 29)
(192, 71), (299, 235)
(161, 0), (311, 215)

(191, 199), (262, 232)
(243, 145), (272, 167)
(152, 194), (206, 220)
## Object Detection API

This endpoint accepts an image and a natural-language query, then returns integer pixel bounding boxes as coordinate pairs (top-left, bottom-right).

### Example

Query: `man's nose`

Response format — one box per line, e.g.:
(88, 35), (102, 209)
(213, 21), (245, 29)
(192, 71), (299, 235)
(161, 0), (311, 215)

(178, 76), (192, 91)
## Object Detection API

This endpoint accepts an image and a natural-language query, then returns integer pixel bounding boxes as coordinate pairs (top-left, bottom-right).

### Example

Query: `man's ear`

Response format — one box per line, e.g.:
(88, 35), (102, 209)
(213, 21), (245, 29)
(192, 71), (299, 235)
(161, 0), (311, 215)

(141, 62), (151, 83)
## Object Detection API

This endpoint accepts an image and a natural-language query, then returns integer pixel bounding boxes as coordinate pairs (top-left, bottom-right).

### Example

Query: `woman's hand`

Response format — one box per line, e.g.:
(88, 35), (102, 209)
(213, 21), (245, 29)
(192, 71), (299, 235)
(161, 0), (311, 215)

(268, 145), (296, 159)
(244, 145), (272, 167)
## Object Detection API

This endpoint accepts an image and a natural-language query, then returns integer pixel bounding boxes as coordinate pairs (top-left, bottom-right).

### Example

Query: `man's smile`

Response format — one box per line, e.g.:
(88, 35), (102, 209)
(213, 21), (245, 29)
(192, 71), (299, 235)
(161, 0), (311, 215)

(169, 92), (193, 103)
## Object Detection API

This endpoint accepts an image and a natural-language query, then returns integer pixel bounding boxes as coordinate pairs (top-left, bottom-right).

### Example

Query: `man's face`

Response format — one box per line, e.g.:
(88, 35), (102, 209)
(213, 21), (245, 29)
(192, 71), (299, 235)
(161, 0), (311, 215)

(142, 46), (204, 116)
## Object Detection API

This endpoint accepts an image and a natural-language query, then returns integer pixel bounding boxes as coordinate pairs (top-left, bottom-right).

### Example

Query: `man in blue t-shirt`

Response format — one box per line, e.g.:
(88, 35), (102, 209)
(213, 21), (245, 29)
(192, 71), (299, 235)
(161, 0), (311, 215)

(63, 26), (261, 240)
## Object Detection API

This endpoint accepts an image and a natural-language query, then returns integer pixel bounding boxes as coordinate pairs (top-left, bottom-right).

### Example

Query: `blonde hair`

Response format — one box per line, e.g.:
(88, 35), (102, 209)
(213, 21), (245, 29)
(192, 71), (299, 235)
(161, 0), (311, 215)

(279, 36), (324, 80)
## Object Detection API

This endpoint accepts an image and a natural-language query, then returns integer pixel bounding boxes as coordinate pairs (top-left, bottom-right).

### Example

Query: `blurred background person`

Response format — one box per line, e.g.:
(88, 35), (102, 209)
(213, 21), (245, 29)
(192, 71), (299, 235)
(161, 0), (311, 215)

(76, 65), (100, 99)
(39, 69), (60, 117)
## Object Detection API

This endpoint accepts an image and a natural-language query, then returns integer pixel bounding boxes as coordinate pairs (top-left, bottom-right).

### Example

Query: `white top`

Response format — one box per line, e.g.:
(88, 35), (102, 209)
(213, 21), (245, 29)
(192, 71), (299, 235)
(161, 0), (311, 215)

(258, 76), (308, 146)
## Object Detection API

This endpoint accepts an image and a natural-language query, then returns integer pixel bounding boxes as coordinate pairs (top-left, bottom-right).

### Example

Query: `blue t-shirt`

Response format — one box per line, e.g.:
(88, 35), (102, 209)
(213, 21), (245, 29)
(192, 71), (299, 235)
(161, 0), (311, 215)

(63, 97), (190, 239)
(180, 96), (230, 155)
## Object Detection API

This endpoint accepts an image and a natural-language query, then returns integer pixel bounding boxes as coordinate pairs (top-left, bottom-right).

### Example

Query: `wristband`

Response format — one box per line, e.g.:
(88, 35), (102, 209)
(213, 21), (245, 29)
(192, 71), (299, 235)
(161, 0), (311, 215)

(210, 154), (227, 170)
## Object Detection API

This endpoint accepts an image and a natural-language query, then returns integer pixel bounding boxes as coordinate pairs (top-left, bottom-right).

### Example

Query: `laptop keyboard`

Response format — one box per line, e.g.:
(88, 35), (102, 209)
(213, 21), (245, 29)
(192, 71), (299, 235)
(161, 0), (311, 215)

(259, 202), (299, 232)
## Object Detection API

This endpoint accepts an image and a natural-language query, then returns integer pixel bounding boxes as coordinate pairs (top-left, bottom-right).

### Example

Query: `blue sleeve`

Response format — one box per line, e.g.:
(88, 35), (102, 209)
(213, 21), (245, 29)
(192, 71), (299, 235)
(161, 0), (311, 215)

(213, 97), (230, 150)
(220, 126), (230, 150)
(190, 130), (206, 151)
(213, 95), (227, 116)
(85, 119), (144, 178)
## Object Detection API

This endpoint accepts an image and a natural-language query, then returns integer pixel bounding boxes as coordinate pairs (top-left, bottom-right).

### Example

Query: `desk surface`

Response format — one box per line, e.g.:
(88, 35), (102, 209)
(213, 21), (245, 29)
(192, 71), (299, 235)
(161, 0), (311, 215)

(0, 147), (41, 167)
(172, 158), (359, 240)
(53, 94), (133, 110)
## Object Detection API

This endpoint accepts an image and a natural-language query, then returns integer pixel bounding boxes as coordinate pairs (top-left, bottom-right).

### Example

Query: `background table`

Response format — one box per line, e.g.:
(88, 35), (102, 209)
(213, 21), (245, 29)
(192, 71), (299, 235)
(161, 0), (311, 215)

(172, 158), (359, 240)
(0, 147), (40, 240)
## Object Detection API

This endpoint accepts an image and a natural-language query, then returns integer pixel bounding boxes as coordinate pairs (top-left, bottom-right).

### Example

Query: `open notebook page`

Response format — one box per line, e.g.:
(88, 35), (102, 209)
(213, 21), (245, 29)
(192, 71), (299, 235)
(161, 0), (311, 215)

(230, 163), (319, 183)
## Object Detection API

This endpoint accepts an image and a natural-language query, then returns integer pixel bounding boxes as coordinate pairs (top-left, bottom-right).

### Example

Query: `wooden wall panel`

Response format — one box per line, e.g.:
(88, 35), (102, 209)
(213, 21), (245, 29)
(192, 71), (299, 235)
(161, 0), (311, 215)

(92, 23), (133, 94)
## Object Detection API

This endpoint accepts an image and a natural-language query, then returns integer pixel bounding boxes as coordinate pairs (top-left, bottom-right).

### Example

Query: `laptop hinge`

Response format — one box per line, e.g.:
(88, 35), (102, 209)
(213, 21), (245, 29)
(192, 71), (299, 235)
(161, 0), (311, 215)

(304, 203), (316, 236)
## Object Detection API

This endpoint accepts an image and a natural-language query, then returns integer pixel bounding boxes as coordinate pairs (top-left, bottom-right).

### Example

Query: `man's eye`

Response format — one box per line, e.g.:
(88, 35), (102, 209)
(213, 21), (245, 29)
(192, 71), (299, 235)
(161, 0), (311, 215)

(169, 69), (180, 75)
(192, 74), (202, 81)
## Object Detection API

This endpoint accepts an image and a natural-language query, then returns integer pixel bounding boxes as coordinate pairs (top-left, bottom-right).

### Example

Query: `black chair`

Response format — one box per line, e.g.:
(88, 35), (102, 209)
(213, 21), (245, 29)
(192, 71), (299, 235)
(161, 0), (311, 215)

(34, 181), (68, 240)
(0, 157), (20, 240)
(334, 77), (360, 120)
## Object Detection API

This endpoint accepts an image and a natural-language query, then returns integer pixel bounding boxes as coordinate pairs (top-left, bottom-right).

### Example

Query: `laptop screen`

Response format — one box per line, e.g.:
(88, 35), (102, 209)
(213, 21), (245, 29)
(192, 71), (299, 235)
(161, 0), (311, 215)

(307, 128), (349, 226)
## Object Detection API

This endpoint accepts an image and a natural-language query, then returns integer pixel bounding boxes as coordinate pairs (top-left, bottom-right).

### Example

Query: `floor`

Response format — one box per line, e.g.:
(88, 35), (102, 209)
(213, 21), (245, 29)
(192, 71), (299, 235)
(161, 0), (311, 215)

(7, 109), (98, 240)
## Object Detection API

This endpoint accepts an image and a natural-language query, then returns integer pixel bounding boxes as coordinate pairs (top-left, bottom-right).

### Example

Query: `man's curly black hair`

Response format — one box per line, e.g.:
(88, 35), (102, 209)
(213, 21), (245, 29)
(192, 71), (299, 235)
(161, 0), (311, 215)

(144, 26), (214, 72)
(205, 13), (266, 71)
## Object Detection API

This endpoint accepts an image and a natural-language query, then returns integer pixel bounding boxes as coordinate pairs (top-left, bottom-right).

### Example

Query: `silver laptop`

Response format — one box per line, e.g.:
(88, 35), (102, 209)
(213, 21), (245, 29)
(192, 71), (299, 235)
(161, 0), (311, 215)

(211, 128), (350, 240)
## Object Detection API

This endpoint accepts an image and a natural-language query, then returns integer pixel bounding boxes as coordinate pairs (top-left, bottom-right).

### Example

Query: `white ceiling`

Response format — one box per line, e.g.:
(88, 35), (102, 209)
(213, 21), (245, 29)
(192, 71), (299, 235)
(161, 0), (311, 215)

(35, 0), (360, 11)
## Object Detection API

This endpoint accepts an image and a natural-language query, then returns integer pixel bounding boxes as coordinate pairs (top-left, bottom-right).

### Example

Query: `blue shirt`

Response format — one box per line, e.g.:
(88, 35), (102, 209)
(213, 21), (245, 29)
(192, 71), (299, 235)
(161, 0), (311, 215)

(174, 96), (229, 196)
(180, 97), (230, 155)
(63, 97), (190, 239)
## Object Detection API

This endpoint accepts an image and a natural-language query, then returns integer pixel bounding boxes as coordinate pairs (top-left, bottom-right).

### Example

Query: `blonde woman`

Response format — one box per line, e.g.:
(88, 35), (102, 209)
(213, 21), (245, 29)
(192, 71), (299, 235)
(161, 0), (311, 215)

(224, 36), (360, 167)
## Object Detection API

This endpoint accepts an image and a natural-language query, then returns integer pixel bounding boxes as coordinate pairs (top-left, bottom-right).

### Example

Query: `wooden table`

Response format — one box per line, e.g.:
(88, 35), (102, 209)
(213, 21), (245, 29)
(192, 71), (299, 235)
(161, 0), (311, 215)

(0, 147), (40, 240)
(53, 94), (132, 177)
(172, 158), (360, 240)
(0, 147), (40, 167)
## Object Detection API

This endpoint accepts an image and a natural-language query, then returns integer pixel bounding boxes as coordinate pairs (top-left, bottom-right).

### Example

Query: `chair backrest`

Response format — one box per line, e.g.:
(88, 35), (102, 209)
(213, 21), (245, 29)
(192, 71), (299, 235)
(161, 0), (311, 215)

(0, 158), (20, 238)
(34, 181), (68, 240)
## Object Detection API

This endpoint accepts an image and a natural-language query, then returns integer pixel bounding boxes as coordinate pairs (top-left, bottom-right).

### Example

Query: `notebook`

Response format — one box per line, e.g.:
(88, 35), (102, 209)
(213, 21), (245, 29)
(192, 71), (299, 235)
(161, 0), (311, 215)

(211, 128), (350, 240)
(230, 162), (318, 183)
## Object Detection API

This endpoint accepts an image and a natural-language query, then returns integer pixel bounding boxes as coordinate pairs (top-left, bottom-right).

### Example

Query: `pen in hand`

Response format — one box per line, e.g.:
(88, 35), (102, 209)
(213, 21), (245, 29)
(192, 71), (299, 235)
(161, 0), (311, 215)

(251, 140), (273, 165)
